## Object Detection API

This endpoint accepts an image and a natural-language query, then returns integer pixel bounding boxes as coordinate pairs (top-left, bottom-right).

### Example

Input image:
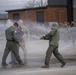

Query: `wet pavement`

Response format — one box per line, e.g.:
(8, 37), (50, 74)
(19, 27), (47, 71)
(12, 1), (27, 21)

(0, 40), (76, 75)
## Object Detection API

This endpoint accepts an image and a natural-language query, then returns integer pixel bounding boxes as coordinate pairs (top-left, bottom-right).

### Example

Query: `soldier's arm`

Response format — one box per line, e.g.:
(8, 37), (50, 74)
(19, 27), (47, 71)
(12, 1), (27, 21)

(40, 32), (51, 40)
(45, 31), (51, 38)
(12, 30), (19, 44)
(44, 28), (56, 39)
(46, 28), (56, 36)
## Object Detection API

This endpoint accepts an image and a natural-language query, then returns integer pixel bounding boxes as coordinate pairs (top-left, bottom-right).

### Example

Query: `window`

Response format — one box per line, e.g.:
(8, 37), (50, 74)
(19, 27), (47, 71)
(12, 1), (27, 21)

(13, 13), (19, 22)
(36, 11), (44, 23)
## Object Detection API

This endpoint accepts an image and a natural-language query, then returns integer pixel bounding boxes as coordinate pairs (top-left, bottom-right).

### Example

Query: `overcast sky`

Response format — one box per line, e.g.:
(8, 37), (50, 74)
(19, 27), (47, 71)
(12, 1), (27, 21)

(0, 0), (27, 13)
(0, 0), (46, 14)
(0, 0), (75, 14)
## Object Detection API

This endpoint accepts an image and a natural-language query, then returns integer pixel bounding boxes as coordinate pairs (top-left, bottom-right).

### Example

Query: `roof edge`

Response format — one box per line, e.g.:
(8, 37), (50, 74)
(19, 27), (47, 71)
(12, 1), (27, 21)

(6, 6), (47, 12)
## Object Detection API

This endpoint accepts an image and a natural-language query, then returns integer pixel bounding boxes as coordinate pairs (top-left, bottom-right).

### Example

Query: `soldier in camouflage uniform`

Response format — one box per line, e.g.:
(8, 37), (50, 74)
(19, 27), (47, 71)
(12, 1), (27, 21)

(40, 24), (66, 68)
(10, 20), (29, 64)
(2, 23), (24, 67)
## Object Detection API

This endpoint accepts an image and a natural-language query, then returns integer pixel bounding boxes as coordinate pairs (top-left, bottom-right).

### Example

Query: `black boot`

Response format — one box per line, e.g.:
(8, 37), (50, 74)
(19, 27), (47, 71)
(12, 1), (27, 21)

(41, 65), (49, 68)
(61, 62), (66, 67)
(2, 63), (8, 67)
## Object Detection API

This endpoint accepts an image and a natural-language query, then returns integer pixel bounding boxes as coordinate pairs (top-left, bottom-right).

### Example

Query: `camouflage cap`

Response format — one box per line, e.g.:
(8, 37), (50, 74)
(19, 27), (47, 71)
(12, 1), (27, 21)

(52, 23), (58, 27)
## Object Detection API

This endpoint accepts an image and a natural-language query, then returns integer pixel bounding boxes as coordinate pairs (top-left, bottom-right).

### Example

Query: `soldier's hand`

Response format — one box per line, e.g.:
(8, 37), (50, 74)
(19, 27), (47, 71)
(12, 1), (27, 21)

(40, 36), (45, 39)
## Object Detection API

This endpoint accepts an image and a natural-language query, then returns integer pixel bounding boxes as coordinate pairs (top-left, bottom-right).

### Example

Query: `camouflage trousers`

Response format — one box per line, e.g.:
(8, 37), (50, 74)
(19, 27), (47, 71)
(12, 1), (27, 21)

(45, 45), (65, 66)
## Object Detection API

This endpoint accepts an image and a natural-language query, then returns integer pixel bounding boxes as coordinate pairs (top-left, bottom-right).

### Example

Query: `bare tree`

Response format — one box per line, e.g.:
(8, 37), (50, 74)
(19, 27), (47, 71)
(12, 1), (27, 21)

(24, 0), (47, 8)
(25, 0), (40, 8)
(42, 0), (47, 6)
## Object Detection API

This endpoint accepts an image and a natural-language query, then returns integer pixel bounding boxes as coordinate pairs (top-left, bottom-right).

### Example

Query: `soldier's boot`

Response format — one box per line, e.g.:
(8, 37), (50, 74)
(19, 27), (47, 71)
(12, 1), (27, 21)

(2, 61), (8, 67)
(61, 62), (66, 67)
(9, 61), (18, 65)
(41, 65), (49, 68)
(18, 59), (25, 65)
(18, 62), (25, 67)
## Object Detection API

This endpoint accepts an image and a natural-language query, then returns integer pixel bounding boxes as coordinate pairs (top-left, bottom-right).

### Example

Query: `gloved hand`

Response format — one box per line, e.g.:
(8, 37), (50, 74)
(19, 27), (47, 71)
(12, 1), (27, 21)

(40, 36), (45, 39)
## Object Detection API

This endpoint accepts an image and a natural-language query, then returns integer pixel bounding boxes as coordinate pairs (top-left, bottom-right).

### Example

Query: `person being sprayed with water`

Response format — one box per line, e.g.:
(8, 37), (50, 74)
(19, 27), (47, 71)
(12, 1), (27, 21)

(40, 23), (66, 68)
(2, 23), (24, 67)
(18, 20), (29, 62)
(10, 20), (29, 64)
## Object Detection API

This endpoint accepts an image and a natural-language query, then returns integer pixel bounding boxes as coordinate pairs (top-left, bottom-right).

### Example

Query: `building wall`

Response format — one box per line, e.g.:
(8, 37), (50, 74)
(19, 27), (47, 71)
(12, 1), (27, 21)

(8, 9), (47, 25)
(8, 7), (67, 25)
(73, 8), (76, 22)
(24, 9), (47, 25)
(8, 11), (26, 21)
(48, 0), (67, 6)
(46, 7), (67, 23)
(73, 0), (76, 22)
(73, 0), (76, 8)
